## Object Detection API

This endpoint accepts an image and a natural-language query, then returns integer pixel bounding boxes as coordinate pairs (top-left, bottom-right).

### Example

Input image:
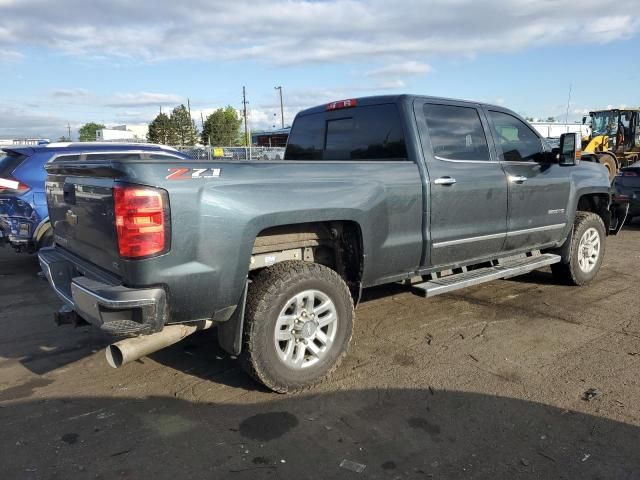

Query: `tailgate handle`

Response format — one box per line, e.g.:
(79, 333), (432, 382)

(63, 183), (76, 204)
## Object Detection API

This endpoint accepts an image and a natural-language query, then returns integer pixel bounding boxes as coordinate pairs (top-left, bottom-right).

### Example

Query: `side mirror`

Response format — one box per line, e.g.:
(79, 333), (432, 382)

(558, 132), (581, 166)
(582, 116), (587, 125)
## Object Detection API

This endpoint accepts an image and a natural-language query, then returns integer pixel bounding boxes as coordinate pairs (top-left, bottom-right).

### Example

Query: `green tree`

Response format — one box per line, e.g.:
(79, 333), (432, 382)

(546, 116), (556, 123)
(201, 106), (242, 146)
(58, 136), (71, 142)
(147, 112), (176, 145)
(78, 122), (105, 142)
(170, 105), (198, 146)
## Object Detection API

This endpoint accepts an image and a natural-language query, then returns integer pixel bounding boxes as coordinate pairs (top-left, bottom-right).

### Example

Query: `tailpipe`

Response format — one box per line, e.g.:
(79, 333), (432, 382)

(106, 320), (213, 368)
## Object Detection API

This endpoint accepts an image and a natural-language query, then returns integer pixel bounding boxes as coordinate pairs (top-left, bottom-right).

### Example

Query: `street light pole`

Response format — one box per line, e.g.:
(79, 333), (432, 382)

(274, 86), (284, 129)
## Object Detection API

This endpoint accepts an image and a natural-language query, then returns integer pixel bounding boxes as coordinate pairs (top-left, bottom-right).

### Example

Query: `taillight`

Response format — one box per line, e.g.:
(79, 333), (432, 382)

(0, 176), (30, 194)
(618, 170), (639, 177)
(113, 185), (169, 259)
(326, 99), (357, 111)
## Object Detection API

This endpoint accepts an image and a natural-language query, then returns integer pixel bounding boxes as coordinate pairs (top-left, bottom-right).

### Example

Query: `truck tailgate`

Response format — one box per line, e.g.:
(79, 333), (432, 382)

(46, 176), (121, 274)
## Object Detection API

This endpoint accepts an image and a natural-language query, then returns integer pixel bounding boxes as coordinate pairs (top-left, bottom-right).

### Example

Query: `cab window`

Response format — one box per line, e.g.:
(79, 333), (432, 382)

(285, 104), (407, 161)
(423, 104), (490, 161)
(489, 111), (543, 162)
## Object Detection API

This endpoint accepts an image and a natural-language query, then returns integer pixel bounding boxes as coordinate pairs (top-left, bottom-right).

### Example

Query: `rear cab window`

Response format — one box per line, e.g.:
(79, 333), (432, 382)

(285, 104), (407, 161)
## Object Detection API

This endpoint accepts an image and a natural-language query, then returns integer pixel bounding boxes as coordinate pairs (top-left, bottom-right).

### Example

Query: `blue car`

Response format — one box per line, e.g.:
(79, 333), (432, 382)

(613, 160), (640, 223)
(0, 142), (186, 253)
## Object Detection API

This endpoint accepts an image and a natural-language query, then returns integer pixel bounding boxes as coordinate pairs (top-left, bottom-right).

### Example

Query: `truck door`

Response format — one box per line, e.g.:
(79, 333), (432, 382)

(485, 109), (570, 251)
(415, 101), (508, 267)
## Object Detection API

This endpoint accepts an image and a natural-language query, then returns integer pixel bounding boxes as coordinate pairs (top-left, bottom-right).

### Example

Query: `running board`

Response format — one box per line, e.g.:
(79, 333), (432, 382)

(411, 253), (561, 298)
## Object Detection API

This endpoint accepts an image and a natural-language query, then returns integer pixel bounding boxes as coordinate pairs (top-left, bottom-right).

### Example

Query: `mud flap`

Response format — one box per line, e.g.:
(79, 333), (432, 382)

(609, 195), (630, 235)
(217, 280), (248, 356)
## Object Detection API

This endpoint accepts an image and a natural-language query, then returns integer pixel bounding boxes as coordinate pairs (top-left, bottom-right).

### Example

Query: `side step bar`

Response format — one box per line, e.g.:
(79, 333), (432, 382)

(412, 253), (561, 298)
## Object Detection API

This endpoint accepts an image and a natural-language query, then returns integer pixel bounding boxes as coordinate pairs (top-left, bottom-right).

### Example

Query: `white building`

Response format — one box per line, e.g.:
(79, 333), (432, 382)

(96, 125), (149, 142)
(530, 122), (589, 139)
(0, 138), (50, 146)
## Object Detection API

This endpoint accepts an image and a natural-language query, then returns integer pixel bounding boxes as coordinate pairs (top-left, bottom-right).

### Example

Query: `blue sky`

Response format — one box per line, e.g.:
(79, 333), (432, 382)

(1, 0), (639, 140)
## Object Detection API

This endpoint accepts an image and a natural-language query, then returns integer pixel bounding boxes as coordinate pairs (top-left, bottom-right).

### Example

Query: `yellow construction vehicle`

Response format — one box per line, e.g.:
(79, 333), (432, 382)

(582, 109), (640, 180)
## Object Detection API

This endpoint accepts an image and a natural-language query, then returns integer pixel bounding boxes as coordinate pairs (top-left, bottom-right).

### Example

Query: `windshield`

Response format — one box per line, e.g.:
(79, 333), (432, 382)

(591, 112), (618, 136)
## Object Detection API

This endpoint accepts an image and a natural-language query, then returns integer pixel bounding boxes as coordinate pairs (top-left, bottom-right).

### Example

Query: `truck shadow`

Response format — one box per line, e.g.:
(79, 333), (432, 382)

(0, 388), (638, 479)
(0, 250), (113, 376)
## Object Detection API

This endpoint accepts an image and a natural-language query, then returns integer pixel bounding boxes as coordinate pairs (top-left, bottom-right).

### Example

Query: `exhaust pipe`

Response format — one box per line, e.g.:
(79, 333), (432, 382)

(106, 320), (213, 368)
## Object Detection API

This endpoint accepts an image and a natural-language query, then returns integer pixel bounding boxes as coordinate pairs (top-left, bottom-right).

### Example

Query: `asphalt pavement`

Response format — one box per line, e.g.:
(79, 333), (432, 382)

(1, 225), (639, 479)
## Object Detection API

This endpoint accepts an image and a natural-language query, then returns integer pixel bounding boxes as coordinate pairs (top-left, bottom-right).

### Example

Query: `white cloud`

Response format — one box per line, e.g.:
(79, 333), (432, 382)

(368, 61), (432, 78)
(0, 1), (638, 65)
(0, 106), (69, 139)
(105, 92), (185, 108)
(0, 48), (23, 62)
(51, 88), (89, 98)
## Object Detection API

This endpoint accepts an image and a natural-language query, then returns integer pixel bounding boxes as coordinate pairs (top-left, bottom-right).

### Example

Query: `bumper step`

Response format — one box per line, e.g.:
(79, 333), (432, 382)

(412, 253), (561, 298)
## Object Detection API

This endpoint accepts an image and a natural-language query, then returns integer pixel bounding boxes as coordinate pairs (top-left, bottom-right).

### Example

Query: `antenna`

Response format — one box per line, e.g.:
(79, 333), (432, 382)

(565, 84), (572, 132)
(274, 86), (284, 128)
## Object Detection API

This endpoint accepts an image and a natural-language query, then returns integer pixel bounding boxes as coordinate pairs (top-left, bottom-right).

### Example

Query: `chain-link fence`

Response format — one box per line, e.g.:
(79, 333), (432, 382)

(172, 146), (286, 161)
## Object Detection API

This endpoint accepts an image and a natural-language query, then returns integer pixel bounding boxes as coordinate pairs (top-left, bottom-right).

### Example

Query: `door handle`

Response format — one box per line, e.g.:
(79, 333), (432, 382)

(509, 175), (528, 184)
(434, 177), (456, 186)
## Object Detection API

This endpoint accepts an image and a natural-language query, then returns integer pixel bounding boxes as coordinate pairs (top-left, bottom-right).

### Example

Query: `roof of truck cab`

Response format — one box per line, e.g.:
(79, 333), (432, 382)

(296, 94), (505, 117)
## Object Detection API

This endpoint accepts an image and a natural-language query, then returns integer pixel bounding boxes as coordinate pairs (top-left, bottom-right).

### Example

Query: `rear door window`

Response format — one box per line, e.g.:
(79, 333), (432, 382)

(284, 115), (324, 160)
(423, 104), (490, 161)
(285, 104), (407, 160)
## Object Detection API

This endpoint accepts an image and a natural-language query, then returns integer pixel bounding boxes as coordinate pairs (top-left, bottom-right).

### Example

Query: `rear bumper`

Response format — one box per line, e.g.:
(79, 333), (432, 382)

(38, 247), (167, 335)
(0, 216), (35, 246)
(0, 195), (42, 249)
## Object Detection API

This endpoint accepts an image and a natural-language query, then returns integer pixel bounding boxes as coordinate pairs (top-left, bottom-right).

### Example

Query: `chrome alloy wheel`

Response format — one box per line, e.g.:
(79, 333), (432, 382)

(577, 227), (601, 273)
(274, 289), (338, 369)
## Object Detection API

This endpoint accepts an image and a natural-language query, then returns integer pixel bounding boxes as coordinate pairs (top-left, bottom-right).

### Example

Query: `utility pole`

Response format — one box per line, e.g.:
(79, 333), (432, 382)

(159, 105), (162, 114)
(200, 111), (208, 148)
(187, 98), (193, 142)
(274, 86), (284, 128)
(242, 86), (249, 146)
(67, 123), (71, 141)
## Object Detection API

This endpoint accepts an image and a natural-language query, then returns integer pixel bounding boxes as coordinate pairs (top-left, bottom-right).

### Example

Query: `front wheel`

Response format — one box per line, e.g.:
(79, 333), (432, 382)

(551, 212), (606, 286)
(597, 153), (618, 181)
(240, 261), (354, 393)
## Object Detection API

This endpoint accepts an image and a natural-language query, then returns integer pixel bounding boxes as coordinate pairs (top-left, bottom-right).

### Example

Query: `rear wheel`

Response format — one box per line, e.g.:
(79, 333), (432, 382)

(240, 261), (354, 393)
(551, 212), (606, 286)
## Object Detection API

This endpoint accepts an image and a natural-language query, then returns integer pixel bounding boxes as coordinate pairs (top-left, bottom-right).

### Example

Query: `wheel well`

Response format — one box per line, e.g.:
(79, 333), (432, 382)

(250, 221), (363, 293)
(577, 194), (610, 231)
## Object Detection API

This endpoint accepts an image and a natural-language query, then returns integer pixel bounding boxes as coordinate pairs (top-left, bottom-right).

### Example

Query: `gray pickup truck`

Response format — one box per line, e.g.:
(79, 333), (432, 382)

(39, 95), (628, 392)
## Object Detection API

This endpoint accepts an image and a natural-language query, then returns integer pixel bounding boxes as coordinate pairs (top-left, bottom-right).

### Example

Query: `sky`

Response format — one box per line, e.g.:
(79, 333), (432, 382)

(0, 0), (639, 140)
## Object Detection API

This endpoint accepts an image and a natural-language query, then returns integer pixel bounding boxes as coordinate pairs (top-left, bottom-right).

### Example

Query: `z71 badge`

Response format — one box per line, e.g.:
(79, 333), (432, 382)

(166, 168), (221, 180)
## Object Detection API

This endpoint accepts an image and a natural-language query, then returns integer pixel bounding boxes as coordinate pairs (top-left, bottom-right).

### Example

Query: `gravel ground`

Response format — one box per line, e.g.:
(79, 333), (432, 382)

(1, 225), (639, 479)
